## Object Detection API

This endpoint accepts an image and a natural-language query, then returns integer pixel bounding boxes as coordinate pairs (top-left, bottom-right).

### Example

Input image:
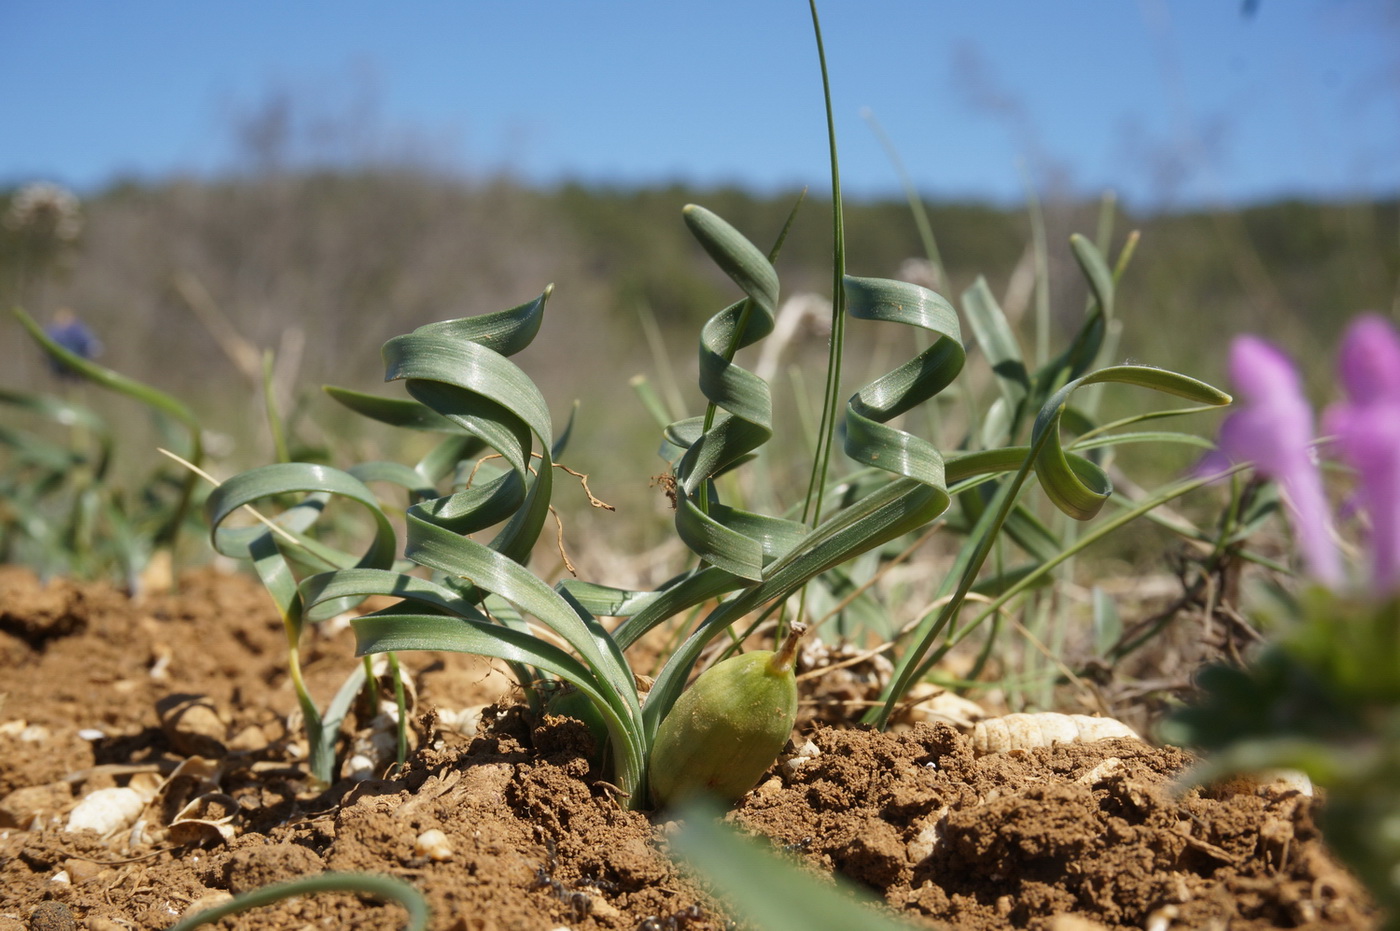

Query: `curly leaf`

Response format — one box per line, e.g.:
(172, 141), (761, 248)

(379, 289), (556, 566)
(668, 207), (785, 579)
(322, 386), (465, 433)
(1032, 365), (1231, 520)
(842, 275), (964, 483)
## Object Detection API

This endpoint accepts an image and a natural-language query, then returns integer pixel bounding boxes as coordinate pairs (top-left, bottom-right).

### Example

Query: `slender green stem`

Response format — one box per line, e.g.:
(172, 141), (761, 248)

(262, 350), (290, 463)
(863, 108), (945, 289)
(800, 0), (848, 533)
(1020, 167), (1051, 367)
(388, 651), (409, 773)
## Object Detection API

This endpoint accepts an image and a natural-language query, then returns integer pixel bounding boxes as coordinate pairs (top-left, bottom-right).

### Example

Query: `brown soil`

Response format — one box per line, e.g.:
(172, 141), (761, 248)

(0, 566), (1380, 930)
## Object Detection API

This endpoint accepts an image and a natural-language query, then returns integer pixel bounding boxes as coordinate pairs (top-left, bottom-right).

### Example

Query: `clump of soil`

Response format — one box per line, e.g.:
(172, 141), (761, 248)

(0, 567), (1381, 930)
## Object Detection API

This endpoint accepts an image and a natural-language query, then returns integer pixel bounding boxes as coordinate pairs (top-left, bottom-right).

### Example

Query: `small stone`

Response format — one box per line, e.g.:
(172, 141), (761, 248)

(753, 776), (784, 797)
(589, 898), (621, 920)
(225, 724), (267, 753)
(0, 782), (73, 829)
(65, 787), (146, 835)
(1075, 757), (1126, 786)
(62, 857), (105, 884)
(415, 829), (454, 861)
(156, 694), (228, 758)
(19, 725), (50, 743)
(1048, 917), (1112, 931)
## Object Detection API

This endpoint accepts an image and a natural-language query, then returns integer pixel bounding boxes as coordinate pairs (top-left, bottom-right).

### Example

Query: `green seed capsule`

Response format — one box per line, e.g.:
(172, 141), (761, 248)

(648, 624), (805, 809)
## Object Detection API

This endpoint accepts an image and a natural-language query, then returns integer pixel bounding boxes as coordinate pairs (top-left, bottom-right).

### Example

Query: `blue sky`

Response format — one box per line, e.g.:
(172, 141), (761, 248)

(3, 1), (1397, 209)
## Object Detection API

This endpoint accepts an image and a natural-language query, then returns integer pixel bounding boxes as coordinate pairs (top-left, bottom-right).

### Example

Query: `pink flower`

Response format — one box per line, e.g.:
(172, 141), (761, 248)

(1215, 336), (1342, 586)
(1324, 315), (1400, 592)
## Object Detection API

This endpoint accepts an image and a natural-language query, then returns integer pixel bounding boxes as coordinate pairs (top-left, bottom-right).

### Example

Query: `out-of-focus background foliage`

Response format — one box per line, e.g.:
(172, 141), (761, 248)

(3, 2), (1397, 539)
(4, 166), (1394, 514)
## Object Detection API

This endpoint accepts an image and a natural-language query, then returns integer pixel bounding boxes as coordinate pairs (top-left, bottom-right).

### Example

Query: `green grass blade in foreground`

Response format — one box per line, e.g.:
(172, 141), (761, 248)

(671, 802), (921, 931)
(166, 872), (427, 931)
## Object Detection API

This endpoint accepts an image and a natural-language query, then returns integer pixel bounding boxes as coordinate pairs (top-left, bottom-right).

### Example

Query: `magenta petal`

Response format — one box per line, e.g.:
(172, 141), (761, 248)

(1337, 314), (1400, 406)
(1325, 400), (1400, 592)
(1218, 336), (1342, 586)
(1229, 335), (1306, 401)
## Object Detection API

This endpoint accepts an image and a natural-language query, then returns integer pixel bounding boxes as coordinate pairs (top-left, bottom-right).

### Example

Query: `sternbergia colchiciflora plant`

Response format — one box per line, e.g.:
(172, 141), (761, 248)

(205, 196), (1230, 806)
(1168, 314), (1400, 927)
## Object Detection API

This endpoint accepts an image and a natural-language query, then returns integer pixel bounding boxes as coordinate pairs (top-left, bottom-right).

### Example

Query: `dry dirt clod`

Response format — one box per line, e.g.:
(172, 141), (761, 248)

(155, 693), (229, 757)
(27, 901), (76, 931)
(0, 781), (73, 828)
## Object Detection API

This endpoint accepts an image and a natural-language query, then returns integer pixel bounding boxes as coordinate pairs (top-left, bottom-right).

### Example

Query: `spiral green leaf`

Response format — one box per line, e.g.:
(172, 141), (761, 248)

(666, 206), (793, 580)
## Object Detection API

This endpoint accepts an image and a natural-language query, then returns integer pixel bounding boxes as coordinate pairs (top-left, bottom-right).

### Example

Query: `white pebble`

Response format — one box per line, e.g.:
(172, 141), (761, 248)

(415, 828), (454, 861)
(65, 786), (146, 835)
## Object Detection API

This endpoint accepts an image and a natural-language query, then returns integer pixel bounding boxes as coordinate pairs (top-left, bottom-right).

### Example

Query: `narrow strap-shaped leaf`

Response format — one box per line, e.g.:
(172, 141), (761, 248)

(683, 205), (780, 313)
(15, 307), (202, 548)
(322, 386), (464, 433)
(961, 276), (1030, 433)
(379, 288), (557, 566)
(606, 566), (748, 650)
(415, 434), (487, 486)
(1072, 232), (1115, 323)
(300, 568), (490, 622)
(0, 387), (110, 436)
(346, 461), (439, 502)
(411, 288), (549, 358)
(646, 274), (966, 732)
(206, 462), (398, 570)
(402, 506), (642, 729)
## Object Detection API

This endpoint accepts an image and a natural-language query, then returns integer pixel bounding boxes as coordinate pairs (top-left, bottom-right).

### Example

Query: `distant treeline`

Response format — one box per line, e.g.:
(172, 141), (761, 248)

(3, 171), (1396, 436)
